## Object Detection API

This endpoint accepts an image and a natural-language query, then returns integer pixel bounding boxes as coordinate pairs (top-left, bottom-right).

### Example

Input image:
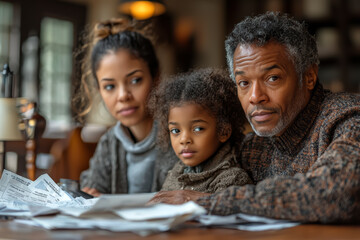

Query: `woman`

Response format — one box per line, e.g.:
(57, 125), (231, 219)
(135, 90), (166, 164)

(73, 18), (177, 196)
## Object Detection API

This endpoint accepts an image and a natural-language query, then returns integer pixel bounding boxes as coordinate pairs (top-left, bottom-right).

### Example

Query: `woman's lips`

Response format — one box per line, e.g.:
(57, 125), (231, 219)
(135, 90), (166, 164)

(118, 107), (137, 116)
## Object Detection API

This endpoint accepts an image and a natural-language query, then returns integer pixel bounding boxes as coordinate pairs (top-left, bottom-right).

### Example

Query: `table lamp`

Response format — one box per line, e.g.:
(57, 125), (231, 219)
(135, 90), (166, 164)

(0, 98), (23, 175)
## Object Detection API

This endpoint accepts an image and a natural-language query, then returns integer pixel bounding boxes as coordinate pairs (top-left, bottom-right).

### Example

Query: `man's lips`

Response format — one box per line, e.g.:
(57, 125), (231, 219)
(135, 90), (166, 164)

(180, 149), (196, 158)
(250, 111), (275, 122)
(118, 107), (138, 116)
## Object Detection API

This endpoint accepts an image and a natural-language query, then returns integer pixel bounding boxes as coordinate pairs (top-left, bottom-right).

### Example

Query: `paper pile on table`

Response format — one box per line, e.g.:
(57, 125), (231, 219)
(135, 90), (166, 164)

(0, 169), (205, 235)
(0, 169), (300, 234)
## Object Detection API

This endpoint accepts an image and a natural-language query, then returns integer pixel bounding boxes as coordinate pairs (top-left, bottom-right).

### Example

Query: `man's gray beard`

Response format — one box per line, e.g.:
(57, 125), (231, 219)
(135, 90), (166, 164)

(248, 91), (307, 137)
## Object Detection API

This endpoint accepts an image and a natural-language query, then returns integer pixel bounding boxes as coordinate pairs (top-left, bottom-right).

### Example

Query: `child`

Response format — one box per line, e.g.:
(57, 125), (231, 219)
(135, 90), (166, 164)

(73, 18), (177, 196)
(149, 68), (252, 193)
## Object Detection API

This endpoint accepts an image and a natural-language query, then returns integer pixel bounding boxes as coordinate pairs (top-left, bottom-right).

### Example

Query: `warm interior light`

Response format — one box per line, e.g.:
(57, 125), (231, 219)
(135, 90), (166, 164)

(119, 0), (166, 20)
(130, 1), (155, 20)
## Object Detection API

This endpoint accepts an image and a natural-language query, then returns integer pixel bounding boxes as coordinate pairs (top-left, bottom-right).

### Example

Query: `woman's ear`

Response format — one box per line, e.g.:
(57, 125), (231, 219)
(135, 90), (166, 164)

(304, 64), (318, 91)
(219, 125), (232, 143)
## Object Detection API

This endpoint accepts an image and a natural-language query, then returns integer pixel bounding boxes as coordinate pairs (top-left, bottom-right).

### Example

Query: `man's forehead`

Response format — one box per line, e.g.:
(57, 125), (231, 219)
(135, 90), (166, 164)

(233, 43), (291, 67)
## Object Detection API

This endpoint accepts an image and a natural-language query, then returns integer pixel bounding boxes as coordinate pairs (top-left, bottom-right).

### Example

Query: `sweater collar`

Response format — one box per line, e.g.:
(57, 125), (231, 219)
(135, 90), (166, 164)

(182, 142), (232, 174)
(114, 121), (157, 153)
(270, 83), (325, 155)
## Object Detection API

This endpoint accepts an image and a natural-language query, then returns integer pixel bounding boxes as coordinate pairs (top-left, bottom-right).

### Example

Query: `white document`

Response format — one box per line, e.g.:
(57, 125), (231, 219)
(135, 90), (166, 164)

(115, 201), (206, 221)
(29, 174), (72, 203)
(30, 202), (206, 236)
(59, 193), (155, 217)
(197, 213), (300, 231)
(0, 170), (72, 207)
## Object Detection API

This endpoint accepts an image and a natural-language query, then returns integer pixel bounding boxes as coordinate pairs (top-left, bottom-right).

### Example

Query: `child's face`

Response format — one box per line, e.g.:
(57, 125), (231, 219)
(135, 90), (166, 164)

(96, 49), (154, 129)
(168, 103), (229, 167)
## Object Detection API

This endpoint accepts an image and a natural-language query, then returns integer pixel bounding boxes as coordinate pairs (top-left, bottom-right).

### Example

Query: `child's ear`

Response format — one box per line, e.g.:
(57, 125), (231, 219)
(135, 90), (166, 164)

(219, 125), (232, 143)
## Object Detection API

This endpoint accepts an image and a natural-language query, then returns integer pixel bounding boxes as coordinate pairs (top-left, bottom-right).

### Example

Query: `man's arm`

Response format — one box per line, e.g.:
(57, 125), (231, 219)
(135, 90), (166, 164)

(197, 119), (360, 223)
(147, 190), (211, 205)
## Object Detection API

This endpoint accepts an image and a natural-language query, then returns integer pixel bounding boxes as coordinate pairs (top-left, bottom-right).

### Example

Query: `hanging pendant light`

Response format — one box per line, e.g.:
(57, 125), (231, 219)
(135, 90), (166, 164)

(118, 0), (166, 20)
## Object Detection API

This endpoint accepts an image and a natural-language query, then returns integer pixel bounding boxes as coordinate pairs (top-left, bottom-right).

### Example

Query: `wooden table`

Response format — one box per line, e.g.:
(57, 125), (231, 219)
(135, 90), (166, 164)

(1, 220), (359, 240)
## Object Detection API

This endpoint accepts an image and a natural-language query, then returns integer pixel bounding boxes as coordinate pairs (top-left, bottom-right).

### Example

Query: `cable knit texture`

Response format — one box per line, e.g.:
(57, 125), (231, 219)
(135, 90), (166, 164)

(161, 142), (252, 193)
(196, 83), (360, 223)
(80, 121), (178, 193)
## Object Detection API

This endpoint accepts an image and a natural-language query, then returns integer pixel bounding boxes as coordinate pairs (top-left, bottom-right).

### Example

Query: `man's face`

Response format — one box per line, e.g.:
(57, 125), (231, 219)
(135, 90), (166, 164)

(233, 42), (311, 137)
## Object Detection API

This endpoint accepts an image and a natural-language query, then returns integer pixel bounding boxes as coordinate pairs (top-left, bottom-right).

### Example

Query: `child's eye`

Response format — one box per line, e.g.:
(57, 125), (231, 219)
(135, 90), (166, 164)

(193, 126), (204, 132)
(130, 77), (141, 85)
(170, 128), (180, 134)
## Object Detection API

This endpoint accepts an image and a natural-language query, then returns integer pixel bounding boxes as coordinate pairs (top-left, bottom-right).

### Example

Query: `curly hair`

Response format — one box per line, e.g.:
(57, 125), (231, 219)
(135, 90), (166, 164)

(72, 18), (159, 123)
(225, 11), (319, 85)
(149, 68), (246, 150)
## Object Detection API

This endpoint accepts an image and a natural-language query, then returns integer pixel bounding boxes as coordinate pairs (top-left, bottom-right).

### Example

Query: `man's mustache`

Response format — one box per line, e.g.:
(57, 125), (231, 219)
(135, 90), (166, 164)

(247, 106), (280, 119)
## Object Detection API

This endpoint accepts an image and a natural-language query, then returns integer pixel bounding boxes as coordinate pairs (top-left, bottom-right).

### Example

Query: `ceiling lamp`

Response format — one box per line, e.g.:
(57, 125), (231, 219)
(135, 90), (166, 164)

(118, 0), (166, 20)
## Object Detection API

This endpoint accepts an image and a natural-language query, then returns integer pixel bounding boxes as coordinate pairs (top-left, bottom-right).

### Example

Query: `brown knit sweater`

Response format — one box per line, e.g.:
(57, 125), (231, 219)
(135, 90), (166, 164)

(197, 83), (360, 223)
(161, 142), (252, 193)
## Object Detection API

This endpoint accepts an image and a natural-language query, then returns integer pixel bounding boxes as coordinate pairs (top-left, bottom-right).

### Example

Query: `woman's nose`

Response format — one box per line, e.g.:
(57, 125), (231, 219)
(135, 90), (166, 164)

(117, 86), (131, 102)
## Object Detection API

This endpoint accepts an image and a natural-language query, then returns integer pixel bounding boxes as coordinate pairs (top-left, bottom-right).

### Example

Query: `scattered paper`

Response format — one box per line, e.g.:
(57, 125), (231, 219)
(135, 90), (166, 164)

(196, 213), (300, 231)
(1, 169), (301, 234)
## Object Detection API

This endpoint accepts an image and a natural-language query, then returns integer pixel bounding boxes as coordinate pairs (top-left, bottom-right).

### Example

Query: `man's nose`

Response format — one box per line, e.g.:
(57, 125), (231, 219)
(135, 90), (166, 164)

(249, 82), (268, 104)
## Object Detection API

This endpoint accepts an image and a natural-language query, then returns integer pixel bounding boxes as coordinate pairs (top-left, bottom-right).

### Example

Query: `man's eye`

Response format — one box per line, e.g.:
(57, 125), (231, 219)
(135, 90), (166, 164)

(170, 128), (180, 134)
(130, 77), (141, 84)
(268, 75), (279, 82)
(238, 80), (249, 88)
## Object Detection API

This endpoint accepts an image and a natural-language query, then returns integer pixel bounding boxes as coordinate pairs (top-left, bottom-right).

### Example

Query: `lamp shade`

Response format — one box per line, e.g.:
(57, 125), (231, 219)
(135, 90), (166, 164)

(0, 98), (23, 141)
(118, 0), (166, 20)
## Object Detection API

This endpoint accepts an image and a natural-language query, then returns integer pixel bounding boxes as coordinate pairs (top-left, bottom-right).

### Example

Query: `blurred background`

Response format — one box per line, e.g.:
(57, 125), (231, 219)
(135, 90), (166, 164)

(1, 0), (360, 180)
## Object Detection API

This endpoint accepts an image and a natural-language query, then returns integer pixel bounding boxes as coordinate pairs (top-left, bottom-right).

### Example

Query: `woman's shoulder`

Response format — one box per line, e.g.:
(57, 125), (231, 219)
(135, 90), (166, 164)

(96, 124), (120, 147)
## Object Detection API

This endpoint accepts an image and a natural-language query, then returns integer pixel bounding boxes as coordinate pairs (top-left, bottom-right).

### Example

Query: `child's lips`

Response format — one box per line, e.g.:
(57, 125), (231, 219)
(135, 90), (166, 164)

(180, 149), (196, 158)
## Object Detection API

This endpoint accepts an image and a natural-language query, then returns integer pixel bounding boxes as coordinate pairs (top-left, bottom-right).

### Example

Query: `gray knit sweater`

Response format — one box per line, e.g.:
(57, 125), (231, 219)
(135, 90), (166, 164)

(161, 142), (252, 193)
(80, 122), (178, 193)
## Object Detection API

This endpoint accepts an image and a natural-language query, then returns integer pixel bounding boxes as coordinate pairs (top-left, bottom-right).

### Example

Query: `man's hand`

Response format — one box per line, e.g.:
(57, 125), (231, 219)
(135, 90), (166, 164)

(147, 190), (211, 205)
(81, 187), (101, 197)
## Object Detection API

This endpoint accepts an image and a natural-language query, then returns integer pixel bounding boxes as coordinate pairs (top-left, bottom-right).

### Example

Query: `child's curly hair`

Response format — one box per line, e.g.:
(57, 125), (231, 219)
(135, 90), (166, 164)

(149, 68), (246, 150)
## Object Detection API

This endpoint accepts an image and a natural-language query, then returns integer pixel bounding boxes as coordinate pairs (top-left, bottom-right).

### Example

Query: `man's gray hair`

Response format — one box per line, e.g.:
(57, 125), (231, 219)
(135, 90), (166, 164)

(225, 12), (319, 84)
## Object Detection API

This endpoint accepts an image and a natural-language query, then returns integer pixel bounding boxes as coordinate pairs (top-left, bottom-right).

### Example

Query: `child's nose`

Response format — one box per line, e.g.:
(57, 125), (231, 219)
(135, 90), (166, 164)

(180, 132), (192, 145)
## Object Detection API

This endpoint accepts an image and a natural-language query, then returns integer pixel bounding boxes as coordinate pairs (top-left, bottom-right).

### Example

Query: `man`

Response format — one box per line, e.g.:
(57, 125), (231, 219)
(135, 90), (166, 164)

(149, 12), (360, 223)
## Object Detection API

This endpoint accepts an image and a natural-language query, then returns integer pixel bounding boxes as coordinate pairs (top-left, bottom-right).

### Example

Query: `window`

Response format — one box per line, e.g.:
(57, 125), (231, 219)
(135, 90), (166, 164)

(0, 0), (86, 137)
(0, 1), (13, 68)
(39, 17), (74, 126)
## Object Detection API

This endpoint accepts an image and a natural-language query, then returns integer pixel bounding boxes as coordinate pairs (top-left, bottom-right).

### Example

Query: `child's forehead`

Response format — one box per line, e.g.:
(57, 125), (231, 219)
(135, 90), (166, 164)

(168, 102), (216, 119)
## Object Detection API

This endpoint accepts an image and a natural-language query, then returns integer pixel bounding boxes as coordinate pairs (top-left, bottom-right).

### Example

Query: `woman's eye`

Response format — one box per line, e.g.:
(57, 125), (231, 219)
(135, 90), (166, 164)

(170, 128), (180, 134)
(193, 126), (204, 132)
(130, 77), (141, 85)
(104, 84), (115, 91)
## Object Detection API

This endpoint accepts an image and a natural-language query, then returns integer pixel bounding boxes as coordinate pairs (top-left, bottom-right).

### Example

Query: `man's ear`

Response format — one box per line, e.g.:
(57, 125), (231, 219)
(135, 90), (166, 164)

(219, 125), (232, 143)
(304, 64), (318, 91)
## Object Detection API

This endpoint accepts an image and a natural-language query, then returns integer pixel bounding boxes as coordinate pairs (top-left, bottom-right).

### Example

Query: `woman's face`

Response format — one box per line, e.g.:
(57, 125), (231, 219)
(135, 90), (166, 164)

(96, 49), (154, 129)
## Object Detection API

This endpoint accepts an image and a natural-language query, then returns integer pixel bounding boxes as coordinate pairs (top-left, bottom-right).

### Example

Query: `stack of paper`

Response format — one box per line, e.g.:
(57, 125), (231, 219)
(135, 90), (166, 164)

(0, 169), (300, 235)
(0, 170), (206, 235)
